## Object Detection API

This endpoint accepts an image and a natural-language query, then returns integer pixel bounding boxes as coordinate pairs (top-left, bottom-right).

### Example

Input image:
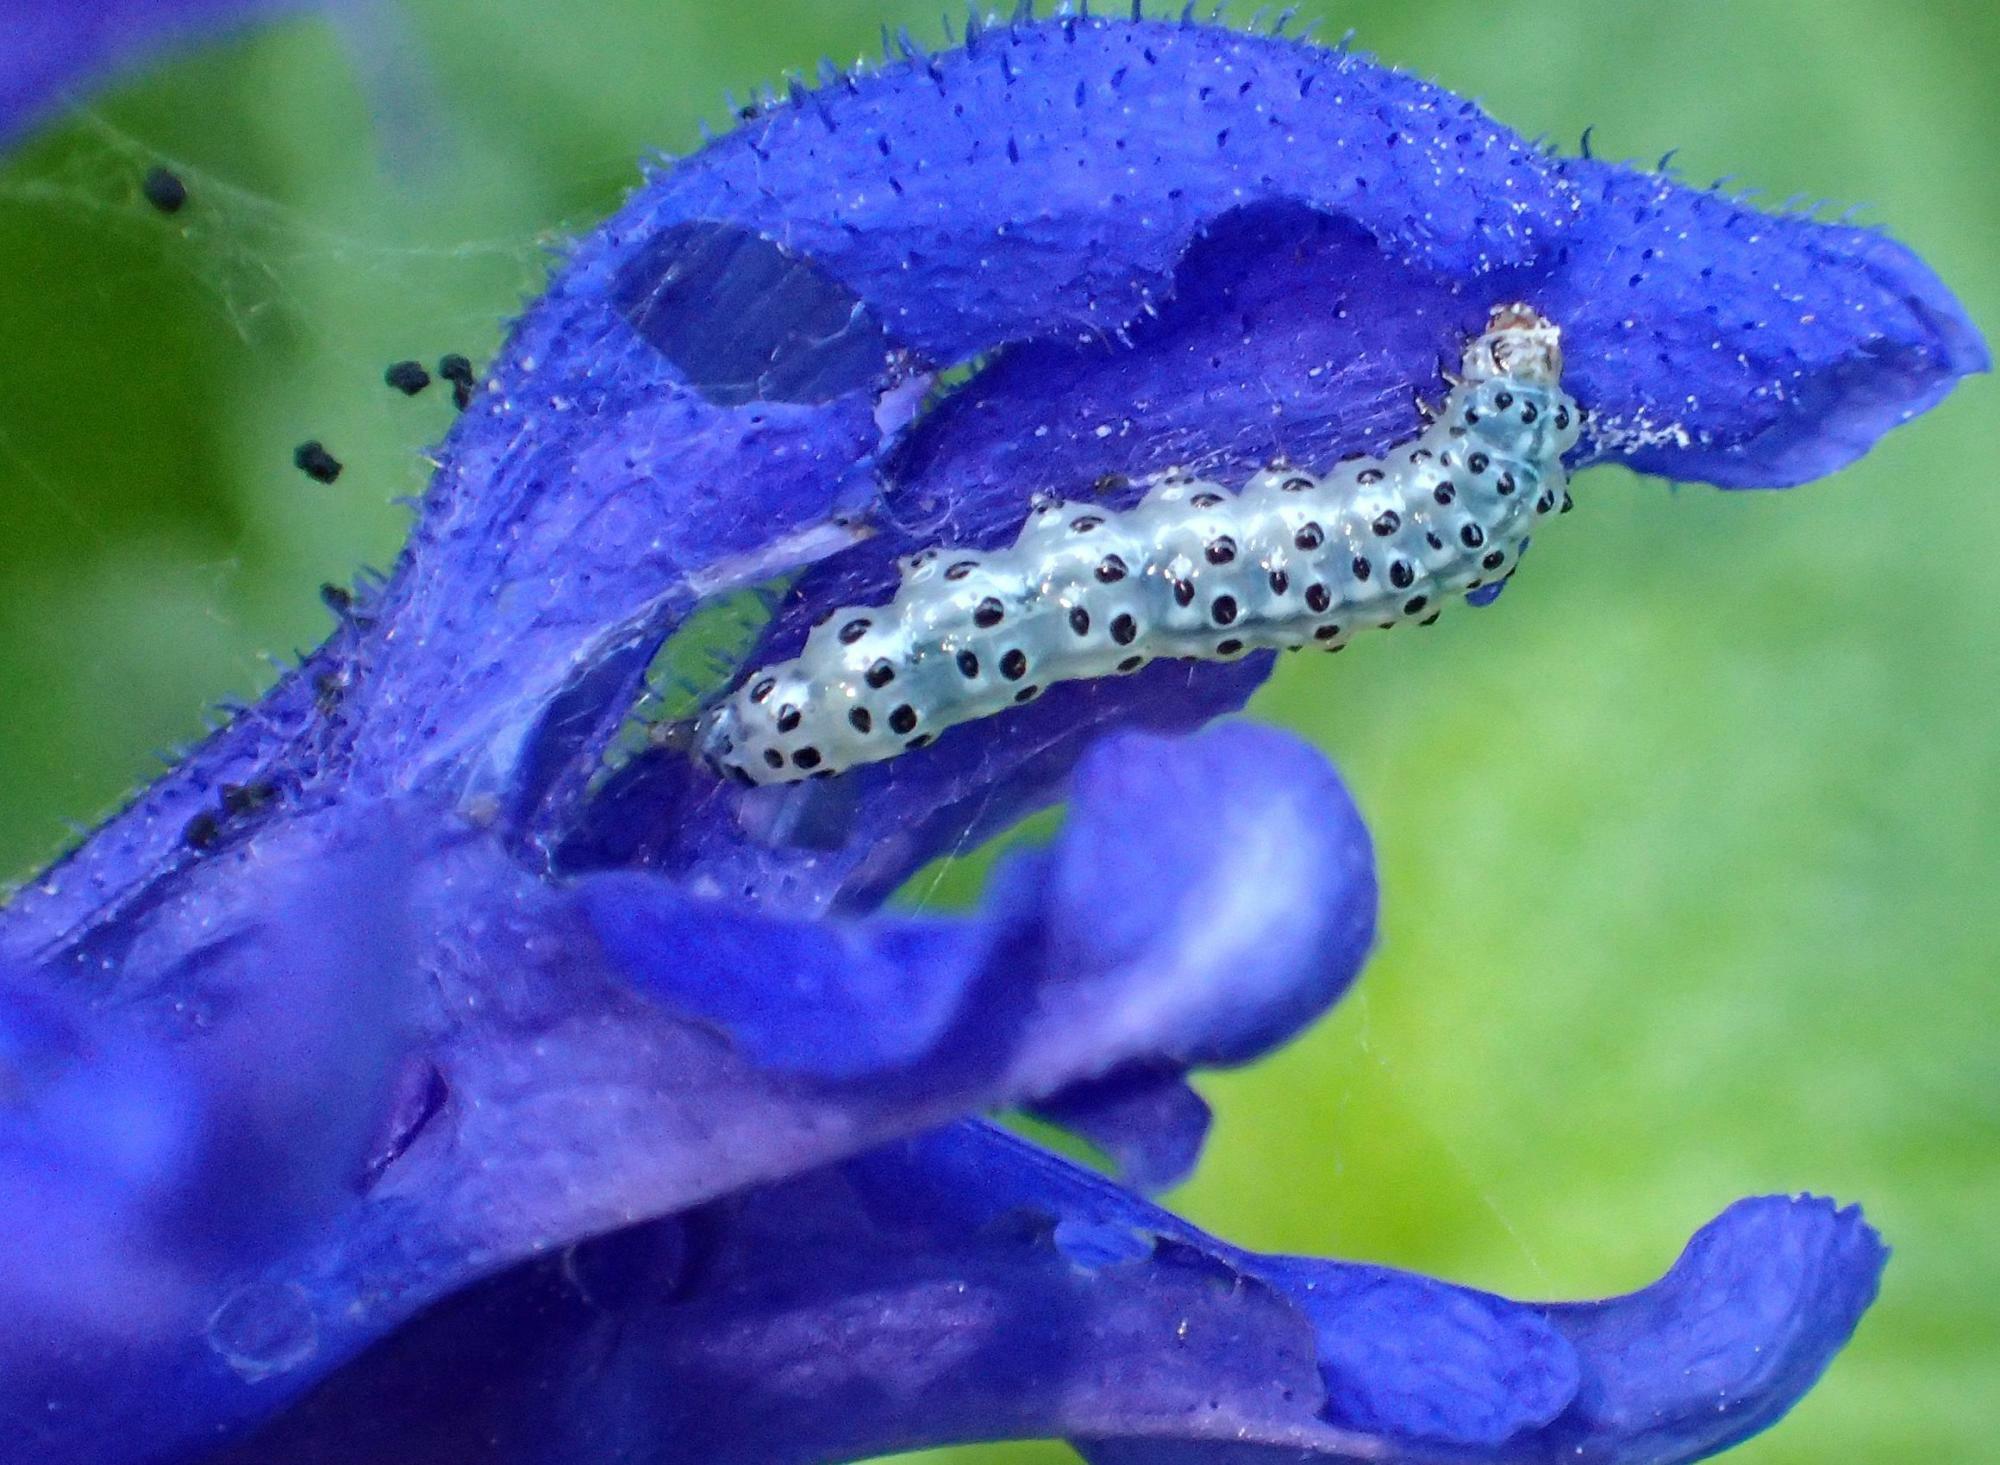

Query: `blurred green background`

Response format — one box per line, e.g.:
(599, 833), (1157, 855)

(0, 1), (1992, 1460)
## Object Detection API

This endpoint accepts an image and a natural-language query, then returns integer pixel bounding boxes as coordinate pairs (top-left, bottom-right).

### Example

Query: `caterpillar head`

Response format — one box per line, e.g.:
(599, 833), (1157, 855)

(1462, 303), (1563, 385)
(1455, 304), (1580, 460)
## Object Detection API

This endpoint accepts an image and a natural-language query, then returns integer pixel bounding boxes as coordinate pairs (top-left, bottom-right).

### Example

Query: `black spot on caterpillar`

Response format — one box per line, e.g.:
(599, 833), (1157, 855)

(701, 304), (1583, 785)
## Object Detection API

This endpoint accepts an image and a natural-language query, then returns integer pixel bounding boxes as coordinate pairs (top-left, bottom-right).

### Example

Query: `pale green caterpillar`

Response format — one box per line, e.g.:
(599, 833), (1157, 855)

(702, 304), (1582, 785)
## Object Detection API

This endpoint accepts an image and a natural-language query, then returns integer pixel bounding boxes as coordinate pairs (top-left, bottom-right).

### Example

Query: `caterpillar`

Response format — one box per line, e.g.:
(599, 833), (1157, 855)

(700, 303), (1582, 786)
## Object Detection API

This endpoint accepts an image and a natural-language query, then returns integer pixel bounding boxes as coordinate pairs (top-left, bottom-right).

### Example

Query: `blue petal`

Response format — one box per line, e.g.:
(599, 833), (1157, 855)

(1028, 1066), (1212, 1194)
(0, 0), (313, 146)
(581, 722), (1373, 1097)
(343, 15), (1974, 881)
(1, 725), (1377, 1460)
(590, 722), (1370, 1185)
(0, 18), (1942, 1463)
(580, 870), (991, 1079)
(1536, 1193), (1888, 1463)
(6, 16), (1979, 951)
(0, 807), (420, 1455)
(884, 1123), (1576, 1452)
(1547, 162), (1990, 487)
(0, 972), (201, 1345)
(1036, 723), (1376, 1069)
(221, 1122), (1884, 1465)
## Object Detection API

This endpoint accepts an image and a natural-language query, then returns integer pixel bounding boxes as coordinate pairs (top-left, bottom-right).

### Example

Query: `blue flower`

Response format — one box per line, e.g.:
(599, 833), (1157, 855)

(0, 9), (1983, 1465)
